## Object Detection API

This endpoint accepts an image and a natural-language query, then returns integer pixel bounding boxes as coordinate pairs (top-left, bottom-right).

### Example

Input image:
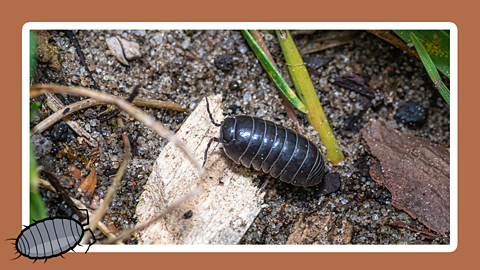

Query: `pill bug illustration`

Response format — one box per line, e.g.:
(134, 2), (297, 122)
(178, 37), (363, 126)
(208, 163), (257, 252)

(203, 97), (326, 187)
(9, 208), (96, 262)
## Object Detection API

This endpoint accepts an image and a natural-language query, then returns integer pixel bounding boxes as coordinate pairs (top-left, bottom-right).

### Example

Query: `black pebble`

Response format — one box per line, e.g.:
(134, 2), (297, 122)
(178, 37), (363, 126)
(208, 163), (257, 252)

(52, 121), (70, 142)
(394, 100), (429, 129)
(229, 80), (240, 90)
(103, 166), (118, 177)
(214, 54), (234, 71)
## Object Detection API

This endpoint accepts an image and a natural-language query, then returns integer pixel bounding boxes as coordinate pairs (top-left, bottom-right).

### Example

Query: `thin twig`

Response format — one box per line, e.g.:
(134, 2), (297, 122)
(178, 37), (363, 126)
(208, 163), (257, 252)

(71, 198), (123, 244)
(367, 30), (419, 59)
(98, 86), (140, 122)
(30, 84), (204, 178)
(39, 172), (120, 243)
(62, 30), (100, 90)
(299, 31), (358, 55)
(42, 170), (86, 222)
(44, 93), (96, 146)
(82, 116), (131, 245)
(32, 98), (103, 134)
(32, 97), (187, 134)
(249, 30), (303, 134)
(132, 98), (187, 112)
(100, 186), (201, 244)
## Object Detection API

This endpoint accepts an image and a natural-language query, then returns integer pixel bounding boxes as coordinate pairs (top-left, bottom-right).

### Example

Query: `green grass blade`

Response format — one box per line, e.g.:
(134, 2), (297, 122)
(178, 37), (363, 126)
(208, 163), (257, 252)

(276, 30), (344, 164)
(30, 102), (48, 224)
(30, 31), (37, 81)
(409, 31), (450, 105)
(394, 30), (450, 78)
(30, 102), (40, 122)
(242, 30), (308, 114)
(30, 139), (48, 224)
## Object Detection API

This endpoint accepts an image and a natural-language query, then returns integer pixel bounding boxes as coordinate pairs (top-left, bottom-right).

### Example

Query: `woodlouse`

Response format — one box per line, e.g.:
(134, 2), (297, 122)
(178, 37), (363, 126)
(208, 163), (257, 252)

(10, 208), (96, 262)
(203, 97), (326, 187)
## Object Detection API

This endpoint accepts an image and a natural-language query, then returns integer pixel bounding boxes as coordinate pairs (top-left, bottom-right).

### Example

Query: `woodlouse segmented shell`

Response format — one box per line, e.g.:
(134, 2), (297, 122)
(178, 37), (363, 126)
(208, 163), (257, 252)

(106, 36), (141, 65)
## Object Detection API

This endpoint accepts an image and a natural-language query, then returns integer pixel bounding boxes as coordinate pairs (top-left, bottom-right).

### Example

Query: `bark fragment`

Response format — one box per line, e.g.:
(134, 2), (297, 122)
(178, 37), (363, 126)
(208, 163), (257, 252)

(360, 121), (450, 234)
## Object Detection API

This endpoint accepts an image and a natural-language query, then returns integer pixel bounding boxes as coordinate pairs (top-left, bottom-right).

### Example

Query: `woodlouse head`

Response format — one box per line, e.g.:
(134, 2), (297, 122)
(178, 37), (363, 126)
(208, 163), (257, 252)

(220, 117), (235, 144)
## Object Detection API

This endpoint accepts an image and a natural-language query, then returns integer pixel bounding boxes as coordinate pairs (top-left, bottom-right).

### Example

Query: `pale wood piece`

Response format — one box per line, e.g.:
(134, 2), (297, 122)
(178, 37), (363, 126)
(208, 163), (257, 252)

(136, 95), (264, 244)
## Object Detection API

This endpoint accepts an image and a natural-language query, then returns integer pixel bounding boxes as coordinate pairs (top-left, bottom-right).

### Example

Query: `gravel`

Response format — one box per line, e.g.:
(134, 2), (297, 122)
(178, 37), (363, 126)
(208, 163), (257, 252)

(31, 29), (450, 245)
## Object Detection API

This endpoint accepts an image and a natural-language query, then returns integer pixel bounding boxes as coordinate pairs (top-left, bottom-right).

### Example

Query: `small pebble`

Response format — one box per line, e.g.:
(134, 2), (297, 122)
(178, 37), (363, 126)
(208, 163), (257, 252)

(51, 121), (70, 142)
(214, 54), (234, 71)
(229, 80), (240, 90)
(394, 100), (429, 129)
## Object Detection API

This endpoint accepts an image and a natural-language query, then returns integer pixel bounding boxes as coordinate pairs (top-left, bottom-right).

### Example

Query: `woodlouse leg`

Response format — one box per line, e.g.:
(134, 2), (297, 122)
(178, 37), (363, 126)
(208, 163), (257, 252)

(203, 137), (220, 167)
(252, 172), (268, 194)
(251, 171), (260, 181)
(258, 178), (270, 194)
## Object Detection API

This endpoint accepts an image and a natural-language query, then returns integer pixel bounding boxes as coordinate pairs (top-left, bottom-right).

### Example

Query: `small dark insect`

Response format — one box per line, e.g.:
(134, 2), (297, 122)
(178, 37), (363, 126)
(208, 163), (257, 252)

(9, 208), (96, 263)
(203, 97), (326, 187)
(183, 210), (193, 219)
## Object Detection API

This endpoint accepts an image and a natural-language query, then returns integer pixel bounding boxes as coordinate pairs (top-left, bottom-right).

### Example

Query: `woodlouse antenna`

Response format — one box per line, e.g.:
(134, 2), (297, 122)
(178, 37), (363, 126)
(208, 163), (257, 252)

(205, 96), (221, 127)
(203, 137), (220, 167)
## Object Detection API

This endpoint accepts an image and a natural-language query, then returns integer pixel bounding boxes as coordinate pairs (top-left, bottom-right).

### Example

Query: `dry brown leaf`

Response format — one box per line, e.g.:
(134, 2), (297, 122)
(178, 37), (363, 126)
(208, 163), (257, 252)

(89, 196), (101, 209)
(78, 166), (97, 198)
(67, 163), (82, 179)
(360, 121), (450, 234)
(104, 214), (119, 235)
(87, 146), (100, 171)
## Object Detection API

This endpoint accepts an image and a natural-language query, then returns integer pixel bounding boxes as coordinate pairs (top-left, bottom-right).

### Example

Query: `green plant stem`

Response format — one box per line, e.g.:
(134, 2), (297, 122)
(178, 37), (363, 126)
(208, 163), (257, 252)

(248, 30), (303, 134)
(276, 30), (344, 164)
(242, 30), (308, 114)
